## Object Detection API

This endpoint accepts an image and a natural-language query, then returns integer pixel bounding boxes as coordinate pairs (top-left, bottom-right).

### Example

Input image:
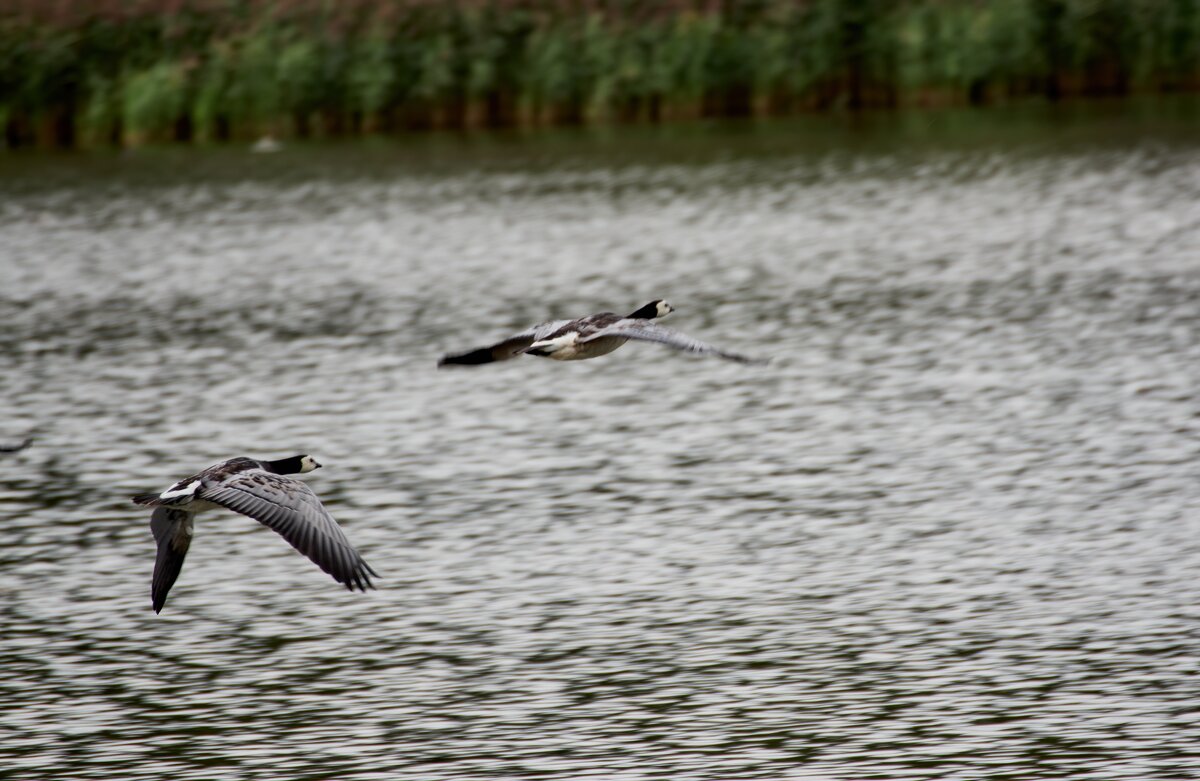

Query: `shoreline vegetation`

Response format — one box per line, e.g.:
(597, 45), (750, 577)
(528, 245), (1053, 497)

(1, 0), (1198, 149)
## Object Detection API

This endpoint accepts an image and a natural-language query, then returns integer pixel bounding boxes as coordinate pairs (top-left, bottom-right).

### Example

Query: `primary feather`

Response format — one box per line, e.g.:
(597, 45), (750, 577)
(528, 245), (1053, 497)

(579, 320), (762, 364)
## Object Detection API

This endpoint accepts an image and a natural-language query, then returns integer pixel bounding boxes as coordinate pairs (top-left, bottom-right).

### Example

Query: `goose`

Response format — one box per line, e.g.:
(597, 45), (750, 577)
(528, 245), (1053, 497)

(132, 455), (377, 613)
(438, 300), (760, 366)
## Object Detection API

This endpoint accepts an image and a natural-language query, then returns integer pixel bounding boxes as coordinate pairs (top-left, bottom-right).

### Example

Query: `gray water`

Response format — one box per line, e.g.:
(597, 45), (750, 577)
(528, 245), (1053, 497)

(2, 103), (1199, 780)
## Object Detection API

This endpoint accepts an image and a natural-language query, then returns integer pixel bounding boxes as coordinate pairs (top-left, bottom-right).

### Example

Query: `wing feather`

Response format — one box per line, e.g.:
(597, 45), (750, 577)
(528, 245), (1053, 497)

(150, 507), (194, 613)
(579, 320), (762, 364)
(438, 319), (575, 366)
(199, 473), (377, 591)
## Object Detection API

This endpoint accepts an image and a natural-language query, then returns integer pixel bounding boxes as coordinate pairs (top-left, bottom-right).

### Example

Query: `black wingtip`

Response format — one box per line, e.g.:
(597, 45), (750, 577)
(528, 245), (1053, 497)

(349, 562), (379, 593)
(438, 347), (498, 367)
(354, 569), (378, 592)
(152, 579), (169, 613)
(132, 492), (160, 506)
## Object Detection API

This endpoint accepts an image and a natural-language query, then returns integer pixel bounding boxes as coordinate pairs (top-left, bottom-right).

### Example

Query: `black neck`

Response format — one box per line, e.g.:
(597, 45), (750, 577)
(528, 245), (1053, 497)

(261, 455), (305, 474)
(627, 302), (660, 319)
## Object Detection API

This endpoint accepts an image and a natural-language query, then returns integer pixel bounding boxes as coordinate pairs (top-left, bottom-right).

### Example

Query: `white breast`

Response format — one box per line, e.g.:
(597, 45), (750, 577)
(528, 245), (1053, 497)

(530, 332), (581, 359)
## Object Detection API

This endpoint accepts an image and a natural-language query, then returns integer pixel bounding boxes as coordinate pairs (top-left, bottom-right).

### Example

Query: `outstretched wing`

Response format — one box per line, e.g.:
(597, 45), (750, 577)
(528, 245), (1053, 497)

(438, 319), (574, 366)
(579, 320), (762, 364)
(199, 473), (377, 591)
(150, 507), (194, 613)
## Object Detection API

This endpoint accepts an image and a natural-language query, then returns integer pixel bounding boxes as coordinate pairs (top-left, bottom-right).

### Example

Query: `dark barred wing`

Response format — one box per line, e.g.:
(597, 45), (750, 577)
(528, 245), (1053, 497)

(150, 507), (194, 613)
(438, 319), (574, 366)
(580, 320), (762, 364)
(200, 473), (377, 591)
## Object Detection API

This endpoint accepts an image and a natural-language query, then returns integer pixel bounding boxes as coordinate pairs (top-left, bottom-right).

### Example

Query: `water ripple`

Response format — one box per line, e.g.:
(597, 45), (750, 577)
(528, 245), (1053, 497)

(1, 111), (1199, 779)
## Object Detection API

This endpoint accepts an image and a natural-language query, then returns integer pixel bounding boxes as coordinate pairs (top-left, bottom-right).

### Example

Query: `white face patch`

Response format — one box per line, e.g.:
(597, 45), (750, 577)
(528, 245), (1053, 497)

(299, 456), (321, 473)
(656, 301), (675, 318)
(160, 479), (201, 500)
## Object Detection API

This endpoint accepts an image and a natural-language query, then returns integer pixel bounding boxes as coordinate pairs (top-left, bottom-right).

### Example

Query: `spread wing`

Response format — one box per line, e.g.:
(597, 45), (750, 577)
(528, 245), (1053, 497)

(579, 320), (762, 364)
(199, 473), (377, 592)
(438, 319), (574, 366)
(150, 507), (194, 613)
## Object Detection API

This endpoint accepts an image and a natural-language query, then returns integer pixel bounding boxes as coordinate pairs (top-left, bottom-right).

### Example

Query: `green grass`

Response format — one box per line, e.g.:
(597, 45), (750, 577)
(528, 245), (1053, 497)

(2, 0), (1199, 147)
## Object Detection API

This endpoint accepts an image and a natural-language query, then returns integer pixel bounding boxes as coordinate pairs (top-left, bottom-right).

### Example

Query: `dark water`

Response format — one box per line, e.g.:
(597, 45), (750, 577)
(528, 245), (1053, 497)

(2, 102), (1199, 780)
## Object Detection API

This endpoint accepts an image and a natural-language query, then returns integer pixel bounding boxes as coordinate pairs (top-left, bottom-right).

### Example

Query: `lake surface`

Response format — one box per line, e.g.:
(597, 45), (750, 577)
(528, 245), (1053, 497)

(1, 101), (1199, 780)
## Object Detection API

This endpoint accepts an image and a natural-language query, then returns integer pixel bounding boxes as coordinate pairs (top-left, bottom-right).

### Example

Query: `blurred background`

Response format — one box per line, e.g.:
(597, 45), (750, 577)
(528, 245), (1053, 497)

(2, 0), (1200, 146)
(2, 2), (1200, 780)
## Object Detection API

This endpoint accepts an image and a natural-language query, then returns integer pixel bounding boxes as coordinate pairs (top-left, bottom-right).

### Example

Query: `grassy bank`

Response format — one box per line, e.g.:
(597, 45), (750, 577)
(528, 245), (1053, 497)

(2, 0), (1198, 148)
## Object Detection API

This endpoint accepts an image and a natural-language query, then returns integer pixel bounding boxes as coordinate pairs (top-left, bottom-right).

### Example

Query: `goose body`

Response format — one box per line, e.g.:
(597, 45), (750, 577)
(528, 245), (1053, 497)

(438, 300), (759, 366)
(132, 455), (377, 613)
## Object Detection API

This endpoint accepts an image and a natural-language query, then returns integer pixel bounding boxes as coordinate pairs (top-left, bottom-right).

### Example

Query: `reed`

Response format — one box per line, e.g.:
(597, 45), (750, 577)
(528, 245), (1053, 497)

(1, 0), (1198, 147)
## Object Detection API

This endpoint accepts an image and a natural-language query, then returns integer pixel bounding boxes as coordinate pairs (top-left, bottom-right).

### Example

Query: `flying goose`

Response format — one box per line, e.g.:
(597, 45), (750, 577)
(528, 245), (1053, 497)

(132, 455), (377, 613)
(438, 300), (760, 366)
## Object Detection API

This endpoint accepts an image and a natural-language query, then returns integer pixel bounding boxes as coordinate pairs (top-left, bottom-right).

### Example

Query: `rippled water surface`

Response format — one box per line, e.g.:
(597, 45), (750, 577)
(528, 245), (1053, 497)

(2, 103), (1199, 780)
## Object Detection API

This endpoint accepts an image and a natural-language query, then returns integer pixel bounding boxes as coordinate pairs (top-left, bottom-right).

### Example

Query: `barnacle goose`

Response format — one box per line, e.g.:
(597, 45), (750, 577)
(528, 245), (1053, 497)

(132, 455), (377, 613)
(438, 300), (760, 366)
